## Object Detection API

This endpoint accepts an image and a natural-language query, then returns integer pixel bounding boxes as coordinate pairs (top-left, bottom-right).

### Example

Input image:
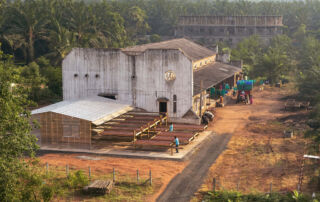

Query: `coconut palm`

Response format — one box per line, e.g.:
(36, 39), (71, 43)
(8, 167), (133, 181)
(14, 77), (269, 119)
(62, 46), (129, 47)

(2, 0), (49, 64)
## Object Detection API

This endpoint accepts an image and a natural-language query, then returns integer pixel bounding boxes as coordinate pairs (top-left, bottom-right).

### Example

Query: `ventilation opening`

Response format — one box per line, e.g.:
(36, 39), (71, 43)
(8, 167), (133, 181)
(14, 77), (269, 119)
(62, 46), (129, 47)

(98, 93), (116, 100)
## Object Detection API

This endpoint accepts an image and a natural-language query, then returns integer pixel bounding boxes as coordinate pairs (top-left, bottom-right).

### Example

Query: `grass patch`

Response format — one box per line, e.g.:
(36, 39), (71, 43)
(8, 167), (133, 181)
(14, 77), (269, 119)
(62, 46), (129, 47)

(247, 120), (288, 136)
(201, 190), (319, 202)
(36, 164), (156, 201)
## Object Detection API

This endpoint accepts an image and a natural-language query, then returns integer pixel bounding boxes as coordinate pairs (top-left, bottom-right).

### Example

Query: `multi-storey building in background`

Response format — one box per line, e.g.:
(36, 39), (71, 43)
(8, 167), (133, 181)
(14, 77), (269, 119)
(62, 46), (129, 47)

(175, 16), (283, 46)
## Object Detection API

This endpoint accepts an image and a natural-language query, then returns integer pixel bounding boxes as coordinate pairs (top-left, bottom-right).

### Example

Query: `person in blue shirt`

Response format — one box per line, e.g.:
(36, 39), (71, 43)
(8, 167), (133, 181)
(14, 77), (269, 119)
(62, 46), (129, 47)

(174, 136), (179, 153)
(169, 123), (173, 132)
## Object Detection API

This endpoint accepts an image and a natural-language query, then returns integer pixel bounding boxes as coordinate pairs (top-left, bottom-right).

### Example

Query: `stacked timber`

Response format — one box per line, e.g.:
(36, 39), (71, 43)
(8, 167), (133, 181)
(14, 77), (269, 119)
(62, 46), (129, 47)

(83, 180), (113, 195)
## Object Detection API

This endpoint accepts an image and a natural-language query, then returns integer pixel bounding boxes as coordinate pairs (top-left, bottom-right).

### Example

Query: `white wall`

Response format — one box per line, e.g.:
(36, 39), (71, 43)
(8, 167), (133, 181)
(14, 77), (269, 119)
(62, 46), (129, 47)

(134, 49), (193, 118)
(62, 48), (193, 119)
(62, 48), (133, 103)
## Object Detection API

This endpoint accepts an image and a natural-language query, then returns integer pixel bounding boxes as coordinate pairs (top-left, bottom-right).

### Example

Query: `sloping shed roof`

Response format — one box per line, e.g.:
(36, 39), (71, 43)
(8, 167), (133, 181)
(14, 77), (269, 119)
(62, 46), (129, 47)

(193, 62), (241, 95)
(32, 97), (133, 125)
(122, 38), (215, 61)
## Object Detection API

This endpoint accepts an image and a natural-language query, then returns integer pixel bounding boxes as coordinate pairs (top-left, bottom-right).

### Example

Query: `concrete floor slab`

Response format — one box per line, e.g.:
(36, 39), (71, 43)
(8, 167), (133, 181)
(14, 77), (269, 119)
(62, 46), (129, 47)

(39, 130), (214, 161)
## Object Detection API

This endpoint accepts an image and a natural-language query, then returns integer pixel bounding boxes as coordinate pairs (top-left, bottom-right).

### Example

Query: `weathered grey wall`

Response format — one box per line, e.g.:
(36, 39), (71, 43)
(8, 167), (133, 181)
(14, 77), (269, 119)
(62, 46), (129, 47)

(178, 16), (283, 26)
(62, 48), (193, 119)
(62, 48), (133, 103)
(135, 49), (193, 118)
(175, 16), (283, 46)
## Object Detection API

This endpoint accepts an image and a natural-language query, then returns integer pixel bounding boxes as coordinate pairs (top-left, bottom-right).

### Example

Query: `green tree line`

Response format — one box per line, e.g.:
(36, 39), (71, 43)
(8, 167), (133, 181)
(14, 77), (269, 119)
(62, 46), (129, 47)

(2, 0), (320, 103)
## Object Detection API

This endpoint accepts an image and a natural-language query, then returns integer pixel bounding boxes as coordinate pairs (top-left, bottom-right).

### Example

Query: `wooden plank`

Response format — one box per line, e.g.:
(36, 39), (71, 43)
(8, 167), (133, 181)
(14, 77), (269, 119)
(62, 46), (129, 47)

(84, 180), (113, 195)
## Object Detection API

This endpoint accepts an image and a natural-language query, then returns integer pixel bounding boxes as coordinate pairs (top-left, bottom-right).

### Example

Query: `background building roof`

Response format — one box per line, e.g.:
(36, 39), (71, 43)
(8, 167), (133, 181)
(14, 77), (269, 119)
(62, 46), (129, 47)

(122, 38), (215, 61)
(32, 96), (133, 125)
(193, 62), (241, 95)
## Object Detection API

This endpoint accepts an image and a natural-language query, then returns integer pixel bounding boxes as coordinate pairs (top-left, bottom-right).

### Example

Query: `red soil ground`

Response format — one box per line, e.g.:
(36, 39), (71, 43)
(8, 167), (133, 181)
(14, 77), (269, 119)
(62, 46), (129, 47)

(38, 153), (188, 201)
(199, 86), (313, 194)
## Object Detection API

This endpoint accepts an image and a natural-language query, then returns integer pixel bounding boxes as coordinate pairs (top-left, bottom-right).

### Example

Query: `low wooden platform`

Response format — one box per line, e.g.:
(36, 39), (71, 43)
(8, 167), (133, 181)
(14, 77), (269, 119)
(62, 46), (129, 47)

(93, 112), (168, 141)
(284, 99), (310, 111)
(152, 136), (191, 144)
(83, 180), (113, 195)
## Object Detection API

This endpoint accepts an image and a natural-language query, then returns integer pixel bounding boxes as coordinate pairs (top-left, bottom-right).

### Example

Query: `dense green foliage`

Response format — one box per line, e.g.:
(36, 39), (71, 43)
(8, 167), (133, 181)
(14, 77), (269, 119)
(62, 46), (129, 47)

(0, 48), (39, 201)
(2, 0), (320, 103)
(2, 0), (320, 65)
(203, 190), (319, 202)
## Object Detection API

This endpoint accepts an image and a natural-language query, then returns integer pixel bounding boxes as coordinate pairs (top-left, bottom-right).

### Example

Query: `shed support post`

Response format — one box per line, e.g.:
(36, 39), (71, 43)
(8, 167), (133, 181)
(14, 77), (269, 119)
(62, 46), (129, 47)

(199, 80), (203, 118)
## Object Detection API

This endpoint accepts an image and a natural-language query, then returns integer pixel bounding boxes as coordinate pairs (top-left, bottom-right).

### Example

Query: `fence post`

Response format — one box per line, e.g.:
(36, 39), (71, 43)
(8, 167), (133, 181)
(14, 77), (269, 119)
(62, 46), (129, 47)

(237, 180), (240, 191)
(113, 168), (115, 182)
(270, 183), (272, 193)
(212, 178), (216, 192)
(46, 162), (48, 175)
(149, 170), (152, 186)
(88, 166), (91, 180)
(137, 169), (139, 183)
(66, 164), (69, 178)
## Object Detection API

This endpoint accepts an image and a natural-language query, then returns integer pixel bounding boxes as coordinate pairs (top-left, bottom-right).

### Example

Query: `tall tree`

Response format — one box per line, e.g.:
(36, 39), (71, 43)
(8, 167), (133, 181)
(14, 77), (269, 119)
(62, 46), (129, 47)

(0, 48), (39, 201)
(231, 35), (263, 76)
(2, 0), (49, 63)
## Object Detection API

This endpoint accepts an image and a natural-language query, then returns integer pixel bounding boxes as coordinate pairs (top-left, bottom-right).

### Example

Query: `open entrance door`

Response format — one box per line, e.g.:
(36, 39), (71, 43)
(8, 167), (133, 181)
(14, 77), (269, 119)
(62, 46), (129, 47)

(159, 102), (167, 113)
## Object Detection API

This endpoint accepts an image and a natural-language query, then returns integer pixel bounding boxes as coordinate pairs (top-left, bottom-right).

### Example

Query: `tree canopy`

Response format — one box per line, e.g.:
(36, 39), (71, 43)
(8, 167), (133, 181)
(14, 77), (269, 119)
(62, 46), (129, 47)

(0, 48), (39, 201)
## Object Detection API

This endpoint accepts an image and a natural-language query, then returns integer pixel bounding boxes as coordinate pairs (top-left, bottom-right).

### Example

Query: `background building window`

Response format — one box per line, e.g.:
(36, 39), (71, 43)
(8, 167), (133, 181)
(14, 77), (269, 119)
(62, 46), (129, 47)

(173, 95), (177, 113)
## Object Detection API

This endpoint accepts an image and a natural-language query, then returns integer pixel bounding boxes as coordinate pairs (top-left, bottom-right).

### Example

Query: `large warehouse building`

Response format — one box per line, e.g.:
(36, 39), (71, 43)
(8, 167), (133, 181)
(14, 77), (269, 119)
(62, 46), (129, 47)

(32, 38), (241, 148)
(62, 38), (241, 123)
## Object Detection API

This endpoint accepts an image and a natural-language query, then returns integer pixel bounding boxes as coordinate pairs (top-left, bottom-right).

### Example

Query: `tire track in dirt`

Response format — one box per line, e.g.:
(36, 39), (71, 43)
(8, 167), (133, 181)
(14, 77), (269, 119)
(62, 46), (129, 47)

(156, 132), (231, 202)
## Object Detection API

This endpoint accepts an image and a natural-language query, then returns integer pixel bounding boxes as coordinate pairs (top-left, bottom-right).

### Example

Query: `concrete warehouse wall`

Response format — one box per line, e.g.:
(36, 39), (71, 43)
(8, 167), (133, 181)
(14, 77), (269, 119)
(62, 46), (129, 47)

(134, 49), (193, 118)
(62, 48), (194, 119)
(62, 48), (133, 102)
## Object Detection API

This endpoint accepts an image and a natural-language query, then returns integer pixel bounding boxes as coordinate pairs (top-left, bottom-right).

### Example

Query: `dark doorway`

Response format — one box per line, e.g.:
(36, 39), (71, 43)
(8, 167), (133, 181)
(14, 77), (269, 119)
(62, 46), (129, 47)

(159, 102), (167, 113)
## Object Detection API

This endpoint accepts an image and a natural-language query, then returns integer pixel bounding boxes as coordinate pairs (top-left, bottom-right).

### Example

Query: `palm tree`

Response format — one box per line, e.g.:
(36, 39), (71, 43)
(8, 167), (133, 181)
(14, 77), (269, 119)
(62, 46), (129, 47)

(2, 0), (49, 64)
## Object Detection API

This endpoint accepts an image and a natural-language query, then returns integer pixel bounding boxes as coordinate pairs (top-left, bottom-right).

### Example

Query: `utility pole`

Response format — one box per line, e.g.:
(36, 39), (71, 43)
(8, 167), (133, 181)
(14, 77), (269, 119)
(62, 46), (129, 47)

(199, 80), (203, 118)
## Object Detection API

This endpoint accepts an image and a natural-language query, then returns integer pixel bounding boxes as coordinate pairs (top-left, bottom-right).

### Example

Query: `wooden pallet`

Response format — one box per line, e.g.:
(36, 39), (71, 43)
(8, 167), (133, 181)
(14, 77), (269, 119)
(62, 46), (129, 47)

(83, 180), (113, 195)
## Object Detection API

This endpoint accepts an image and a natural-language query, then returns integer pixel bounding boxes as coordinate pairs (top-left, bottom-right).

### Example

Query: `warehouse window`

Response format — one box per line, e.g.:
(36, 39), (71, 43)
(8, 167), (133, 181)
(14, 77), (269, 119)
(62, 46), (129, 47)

(173, 95), (177, 113)
(63, 125), (80, 138)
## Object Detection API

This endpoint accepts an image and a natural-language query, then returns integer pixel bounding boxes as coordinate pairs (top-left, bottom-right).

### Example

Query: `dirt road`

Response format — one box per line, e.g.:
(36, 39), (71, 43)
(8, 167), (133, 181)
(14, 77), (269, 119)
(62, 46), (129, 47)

(201, 86), (310, 194)
(156, 133), (231, 202)
(158, 86), (311, 201)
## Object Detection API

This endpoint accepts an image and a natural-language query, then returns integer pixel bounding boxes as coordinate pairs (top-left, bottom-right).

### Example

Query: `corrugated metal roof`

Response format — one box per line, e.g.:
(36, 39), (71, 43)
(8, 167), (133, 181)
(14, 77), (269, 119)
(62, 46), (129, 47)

(193, 62), (241, 95)
(122, 38), (215, 61)
(31, 97), (133, 125)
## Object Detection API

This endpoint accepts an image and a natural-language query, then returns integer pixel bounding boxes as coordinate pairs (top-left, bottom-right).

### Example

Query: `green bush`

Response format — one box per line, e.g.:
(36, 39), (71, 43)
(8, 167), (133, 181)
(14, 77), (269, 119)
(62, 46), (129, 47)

(150, 34), (161, 43)
(203, 190), (316, 202)
(66, 170), (89, 189)
(41, 185), (54, 202)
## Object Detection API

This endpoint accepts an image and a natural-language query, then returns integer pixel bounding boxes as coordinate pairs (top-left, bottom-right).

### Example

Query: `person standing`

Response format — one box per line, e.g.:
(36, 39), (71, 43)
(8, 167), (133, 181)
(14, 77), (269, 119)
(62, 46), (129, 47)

(169, 123), (173, 132)
(174, 136), (179, 153)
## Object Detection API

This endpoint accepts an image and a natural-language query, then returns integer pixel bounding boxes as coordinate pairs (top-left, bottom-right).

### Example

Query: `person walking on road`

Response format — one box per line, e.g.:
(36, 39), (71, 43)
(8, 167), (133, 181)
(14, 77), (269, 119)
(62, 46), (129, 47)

(174, 136), (179, 153)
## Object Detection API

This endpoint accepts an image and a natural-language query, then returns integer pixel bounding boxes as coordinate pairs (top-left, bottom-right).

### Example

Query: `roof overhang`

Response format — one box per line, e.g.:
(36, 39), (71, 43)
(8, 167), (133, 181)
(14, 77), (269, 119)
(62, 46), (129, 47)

(193, 62), (241, 96)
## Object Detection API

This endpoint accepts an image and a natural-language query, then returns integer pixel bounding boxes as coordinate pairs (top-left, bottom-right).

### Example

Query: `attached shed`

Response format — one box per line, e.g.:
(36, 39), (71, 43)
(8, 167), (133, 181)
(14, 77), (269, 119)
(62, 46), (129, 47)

(193, 62), (241, 95)
(32, 96), (133, 149)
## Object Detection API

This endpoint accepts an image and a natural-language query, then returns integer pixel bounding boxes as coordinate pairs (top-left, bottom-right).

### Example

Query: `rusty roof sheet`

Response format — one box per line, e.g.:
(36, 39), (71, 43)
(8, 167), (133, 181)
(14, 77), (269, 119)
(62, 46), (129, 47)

(193, 62), (241, 95)
(122, 38), (215, 61)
